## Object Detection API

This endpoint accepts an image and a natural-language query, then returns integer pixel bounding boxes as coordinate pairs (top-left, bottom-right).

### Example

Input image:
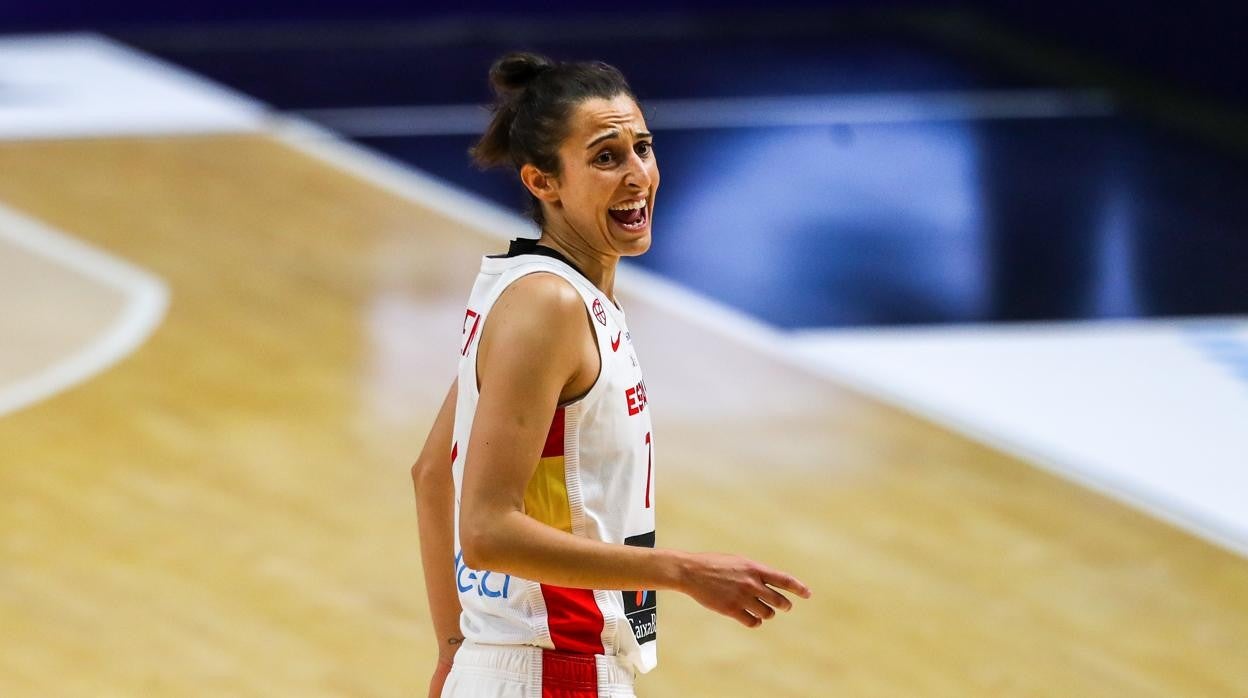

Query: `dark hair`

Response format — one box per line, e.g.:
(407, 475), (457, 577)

(471, 52), (637, 226)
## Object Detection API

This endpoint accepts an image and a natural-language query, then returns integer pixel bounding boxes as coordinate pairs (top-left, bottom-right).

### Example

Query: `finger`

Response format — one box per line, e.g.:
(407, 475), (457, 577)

(730, 607), (762, 628)
(760, 568), (812, 599)
(757, 584), (794, 612)
(747, 597), (777, 622)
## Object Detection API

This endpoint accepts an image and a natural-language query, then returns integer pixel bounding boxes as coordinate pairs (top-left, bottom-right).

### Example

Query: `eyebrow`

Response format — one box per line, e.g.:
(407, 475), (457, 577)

(586, 130), (653, 149)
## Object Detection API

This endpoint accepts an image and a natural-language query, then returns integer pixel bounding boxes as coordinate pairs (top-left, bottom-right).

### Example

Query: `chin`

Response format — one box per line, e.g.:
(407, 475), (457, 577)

(617, 231), (652, 257)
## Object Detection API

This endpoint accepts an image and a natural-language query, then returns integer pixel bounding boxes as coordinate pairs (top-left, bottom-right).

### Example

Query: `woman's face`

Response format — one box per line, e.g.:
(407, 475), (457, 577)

(548, 94), (659, 257)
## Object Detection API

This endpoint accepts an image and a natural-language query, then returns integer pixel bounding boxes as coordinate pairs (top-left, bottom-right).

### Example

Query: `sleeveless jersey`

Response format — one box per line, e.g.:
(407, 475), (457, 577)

(449, 247), (658, 675)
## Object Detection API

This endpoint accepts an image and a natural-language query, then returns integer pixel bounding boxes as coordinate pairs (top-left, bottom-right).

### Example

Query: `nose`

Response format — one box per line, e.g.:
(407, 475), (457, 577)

(623, 150), (651, 191)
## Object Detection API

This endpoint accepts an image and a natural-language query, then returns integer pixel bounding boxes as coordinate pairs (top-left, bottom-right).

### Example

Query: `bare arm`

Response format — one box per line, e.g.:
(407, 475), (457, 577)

(411, 378), (464, 664)
(460, 275), (811, 628)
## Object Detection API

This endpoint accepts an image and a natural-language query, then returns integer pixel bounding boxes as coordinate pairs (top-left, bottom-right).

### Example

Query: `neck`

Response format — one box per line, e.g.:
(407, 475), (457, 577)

(537, 220), (618, 305)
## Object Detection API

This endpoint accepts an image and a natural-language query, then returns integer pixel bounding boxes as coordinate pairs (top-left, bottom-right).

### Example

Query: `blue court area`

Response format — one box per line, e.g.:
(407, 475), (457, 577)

(114, 12), (1248, 330)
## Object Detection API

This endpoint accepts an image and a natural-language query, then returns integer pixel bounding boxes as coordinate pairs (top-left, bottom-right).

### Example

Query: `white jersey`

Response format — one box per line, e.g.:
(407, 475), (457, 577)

(449, 244), (658, 675)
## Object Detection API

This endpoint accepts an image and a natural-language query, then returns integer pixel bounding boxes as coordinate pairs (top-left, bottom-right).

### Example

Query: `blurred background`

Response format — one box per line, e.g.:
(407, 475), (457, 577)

(2, 1), (1246, 696)
(11, 0), (1248, 327)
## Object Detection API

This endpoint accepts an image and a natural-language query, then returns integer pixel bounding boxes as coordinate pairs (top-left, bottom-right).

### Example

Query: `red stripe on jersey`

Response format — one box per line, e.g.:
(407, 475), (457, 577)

(537, 408), (601, 654)
(541, 407), (566, 458)
(541, 650), (598, 698)
(540, 584), (605, 655)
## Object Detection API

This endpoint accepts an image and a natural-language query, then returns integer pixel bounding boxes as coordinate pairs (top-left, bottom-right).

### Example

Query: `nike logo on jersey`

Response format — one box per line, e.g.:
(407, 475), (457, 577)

(611, 331), (622, 352)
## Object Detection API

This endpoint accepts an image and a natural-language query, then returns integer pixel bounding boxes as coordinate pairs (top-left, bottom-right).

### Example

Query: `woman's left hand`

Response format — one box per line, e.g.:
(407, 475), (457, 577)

(428, 655), (454, 698)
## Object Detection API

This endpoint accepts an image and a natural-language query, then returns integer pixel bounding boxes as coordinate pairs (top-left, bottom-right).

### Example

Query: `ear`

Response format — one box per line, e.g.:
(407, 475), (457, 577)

(519, 163), (561, 206)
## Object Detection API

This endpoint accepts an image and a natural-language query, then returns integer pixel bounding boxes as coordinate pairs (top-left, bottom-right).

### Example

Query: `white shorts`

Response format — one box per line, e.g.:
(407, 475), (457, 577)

(441, 640), (637, 698)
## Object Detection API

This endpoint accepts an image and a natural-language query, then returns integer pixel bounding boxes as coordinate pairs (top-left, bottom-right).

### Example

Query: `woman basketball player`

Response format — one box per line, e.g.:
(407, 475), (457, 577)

(411, 52), (811, 698)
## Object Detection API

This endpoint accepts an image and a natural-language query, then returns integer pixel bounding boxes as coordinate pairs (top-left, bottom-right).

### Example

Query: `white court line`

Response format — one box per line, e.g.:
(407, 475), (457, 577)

(293, 89), (1114, 137)
(0, 203), (170, 418)
(793, 320), (1248, 559)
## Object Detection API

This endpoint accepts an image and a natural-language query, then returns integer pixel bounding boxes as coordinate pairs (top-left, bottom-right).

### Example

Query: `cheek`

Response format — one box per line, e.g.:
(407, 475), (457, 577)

(575, 173), (616, 221)
(562, 169), (607, 209)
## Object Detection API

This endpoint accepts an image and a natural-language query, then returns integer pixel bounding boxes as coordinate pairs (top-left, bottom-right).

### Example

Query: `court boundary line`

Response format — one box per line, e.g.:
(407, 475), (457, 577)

(793, 322), (1248, 559)
(0, 202), (169, 417)
(859, 383), (1248, 560)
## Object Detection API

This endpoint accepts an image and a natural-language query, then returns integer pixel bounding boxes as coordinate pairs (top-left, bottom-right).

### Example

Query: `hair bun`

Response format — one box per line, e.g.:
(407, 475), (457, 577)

(489, 52), (555, 97)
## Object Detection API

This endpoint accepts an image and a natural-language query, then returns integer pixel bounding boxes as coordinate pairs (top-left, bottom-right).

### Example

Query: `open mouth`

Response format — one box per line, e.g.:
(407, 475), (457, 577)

(607, 198), (649, 232)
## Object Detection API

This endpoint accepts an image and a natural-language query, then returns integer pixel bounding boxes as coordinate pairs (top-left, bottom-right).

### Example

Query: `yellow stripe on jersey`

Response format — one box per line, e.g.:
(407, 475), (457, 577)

(524, 455), (573, 533)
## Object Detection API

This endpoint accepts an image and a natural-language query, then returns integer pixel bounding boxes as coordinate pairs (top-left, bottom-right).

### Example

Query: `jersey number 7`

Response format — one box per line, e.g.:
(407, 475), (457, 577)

(461, 308), (481, 356)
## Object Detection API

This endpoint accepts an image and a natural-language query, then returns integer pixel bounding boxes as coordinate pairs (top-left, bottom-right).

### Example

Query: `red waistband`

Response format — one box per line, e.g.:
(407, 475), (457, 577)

(541, 649), (598, 692)
(539, 649), (596, 694)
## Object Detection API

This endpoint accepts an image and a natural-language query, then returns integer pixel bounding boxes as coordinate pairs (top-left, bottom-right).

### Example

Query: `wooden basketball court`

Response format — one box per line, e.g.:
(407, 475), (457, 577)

(1, 131), (1246, 696)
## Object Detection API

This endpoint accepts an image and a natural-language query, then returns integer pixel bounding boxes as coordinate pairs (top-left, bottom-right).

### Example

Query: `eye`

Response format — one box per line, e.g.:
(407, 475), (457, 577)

(635, 141), (653, 157)
(594, 150), (615, 165)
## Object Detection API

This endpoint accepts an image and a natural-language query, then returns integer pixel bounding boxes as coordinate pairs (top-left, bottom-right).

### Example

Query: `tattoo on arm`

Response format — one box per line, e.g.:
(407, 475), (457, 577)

(447, 636), (464, 646)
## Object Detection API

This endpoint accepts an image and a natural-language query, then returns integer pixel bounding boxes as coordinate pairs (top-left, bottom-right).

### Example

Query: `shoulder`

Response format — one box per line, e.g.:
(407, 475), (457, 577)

(502, 270), (584, 307)
(485, 271), (591, 354)
(477, 271), (595, 393)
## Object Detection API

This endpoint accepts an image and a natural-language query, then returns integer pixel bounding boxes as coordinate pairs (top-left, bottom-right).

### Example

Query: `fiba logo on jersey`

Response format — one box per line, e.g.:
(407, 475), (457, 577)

(592, 298), (607, 325)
